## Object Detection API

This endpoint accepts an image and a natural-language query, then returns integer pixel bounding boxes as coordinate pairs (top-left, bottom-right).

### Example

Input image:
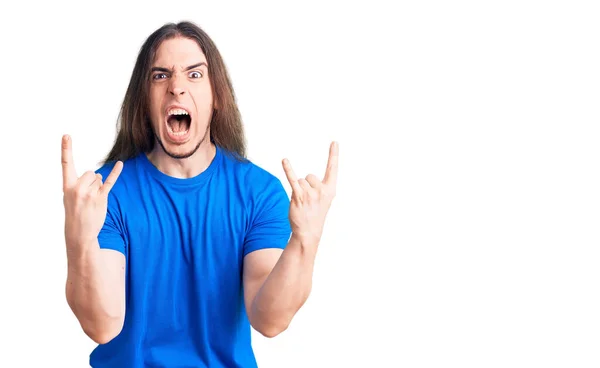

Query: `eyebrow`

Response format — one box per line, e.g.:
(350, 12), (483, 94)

(151, 62), (208, 73)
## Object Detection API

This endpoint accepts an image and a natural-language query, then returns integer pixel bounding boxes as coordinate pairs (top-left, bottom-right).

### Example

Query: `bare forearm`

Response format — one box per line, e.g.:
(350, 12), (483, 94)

(66, 239), (124, 344)
(250, 236), (317, 335)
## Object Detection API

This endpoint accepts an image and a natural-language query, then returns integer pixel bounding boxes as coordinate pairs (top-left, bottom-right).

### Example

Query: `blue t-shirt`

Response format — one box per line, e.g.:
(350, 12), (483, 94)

(90, 145), (292, 367)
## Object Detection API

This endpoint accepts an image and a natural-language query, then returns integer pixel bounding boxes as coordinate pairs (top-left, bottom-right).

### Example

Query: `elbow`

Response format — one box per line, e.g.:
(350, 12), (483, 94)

(86, 329), (117, 345)
(83, 317), (124, 344)
(257, 326), (288, 338)
(253, 320), (290, 338)
(66, 292), (125, 344)
(249, 302), (305, 338)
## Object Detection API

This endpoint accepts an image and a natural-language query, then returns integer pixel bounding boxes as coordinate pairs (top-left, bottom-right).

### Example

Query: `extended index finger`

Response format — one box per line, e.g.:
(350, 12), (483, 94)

(323, 141), (339, 186)
(61, 135), (77, 190)
(282, 158), (303, 196)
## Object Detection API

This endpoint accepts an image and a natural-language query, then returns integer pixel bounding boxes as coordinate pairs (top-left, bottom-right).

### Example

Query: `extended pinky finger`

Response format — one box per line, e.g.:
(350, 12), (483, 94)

(100, 161), (124, 196)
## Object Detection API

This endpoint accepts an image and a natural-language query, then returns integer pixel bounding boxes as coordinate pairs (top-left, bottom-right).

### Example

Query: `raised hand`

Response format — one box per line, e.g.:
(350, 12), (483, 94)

(282, 141), (339, 247)
(61, 135), (123, 249)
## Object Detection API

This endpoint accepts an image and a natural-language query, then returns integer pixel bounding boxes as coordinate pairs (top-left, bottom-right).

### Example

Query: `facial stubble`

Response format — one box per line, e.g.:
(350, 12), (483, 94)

(154, 122), (211, 159)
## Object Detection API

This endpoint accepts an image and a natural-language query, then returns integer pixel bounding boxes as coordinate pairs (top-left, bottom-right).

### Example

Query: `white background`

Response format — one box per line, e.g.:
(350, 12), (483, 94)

(0, 1), (599, 367)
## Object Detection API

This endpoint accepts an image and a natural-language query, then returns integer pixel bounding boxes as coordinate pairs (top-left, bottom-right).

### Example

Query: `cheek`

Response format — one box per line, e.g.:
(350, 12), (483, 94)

(192, 85), (214, 107)
(149, 90), (164, 119)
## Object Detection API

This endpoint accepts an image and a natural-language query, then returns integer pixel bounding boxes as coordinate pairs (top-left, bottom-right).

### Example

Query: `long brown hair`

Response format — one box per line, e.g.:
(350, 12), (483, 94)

(102, 21), (247, 164)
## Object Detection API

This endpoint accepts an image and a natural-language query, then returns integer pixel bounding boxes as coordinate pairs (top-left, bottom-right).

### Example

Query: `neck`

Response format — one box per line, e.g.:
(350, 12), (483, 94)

(146, 142), (217, 179)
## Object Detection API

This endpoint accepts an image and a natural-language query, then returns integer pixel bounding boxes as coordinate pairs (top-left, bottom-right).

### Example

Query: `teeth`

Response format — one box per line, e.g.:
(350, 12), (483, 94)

(166, 107), (190, 137)
(167, 123), (189, 136)
(167, 108), (189, 116)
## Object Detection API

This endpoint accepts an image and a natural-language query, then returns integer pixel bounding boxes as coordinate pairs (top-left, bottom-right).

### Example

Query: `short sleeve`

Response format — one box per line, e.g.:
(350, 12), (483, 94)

(243, 177), (292, 257)
(97, 193), (126, 255)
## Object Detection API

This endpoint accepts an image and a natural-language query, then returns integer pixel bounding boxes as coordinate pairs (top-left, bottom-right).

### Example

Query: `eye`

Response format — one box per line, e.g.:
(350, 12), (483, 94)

(189, 71), (203, 78)
(153, 73), (168, 80)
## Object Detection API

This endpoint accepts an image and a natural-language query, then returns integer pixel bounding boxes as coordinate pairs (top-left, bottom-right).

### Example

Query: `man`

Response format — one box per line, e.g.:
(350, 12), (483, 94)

(61, 21), (338, 367)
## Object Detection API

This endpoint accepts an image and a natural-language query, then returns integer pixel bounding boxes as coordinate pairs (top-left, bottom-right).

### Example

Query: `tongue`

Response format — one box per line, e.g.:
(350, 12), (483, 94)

(168, 116), (188, 132)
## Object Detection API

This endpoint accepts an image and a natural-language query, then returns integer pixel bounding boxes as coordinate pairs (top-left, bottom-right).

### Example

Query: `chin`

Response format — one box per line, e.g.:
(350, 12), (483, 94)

(155, 135), (201, 159)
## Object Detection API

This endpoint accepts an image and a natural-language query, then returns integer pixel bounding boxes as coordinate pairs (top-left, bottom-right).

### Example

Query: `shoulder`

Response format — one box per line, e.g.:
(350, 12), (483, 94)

(94, 154), (142, 197)
(220, 147), (286, 194)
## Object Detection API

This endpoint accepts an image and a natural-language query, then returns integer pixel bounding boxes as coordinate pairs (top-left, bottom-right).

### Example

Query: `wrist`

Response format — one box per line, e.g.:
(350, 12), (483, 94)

(66, 237), (98, 265)
(290, 232), (320, 251)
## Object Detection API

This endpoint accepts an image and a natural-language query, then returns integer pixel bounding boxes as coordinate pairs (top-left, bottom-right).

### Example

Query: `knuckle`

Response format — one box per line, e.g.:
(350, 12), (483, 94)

(75, 189), (86, 199)
(329, 188), (336, 198)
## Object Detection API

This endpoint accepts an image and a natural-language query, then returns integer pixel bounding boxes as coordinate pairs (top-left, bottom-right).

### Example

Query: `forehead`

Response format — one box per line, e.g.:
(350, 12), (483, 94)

(153, 36), (206, 66)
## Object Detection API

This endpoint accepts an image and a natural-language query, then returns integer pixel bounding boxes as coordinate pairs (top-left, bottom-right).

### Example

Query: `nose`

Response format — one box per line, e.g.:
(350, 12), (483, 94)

(170, 87), (185, 96)
(169, 77), (186, 96)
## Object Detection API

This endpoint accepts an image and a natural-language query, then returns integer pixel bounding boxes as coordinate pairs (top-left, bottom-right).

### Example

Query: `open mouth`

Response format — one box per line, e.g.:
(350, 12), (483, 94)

(166, 108), (191, 136)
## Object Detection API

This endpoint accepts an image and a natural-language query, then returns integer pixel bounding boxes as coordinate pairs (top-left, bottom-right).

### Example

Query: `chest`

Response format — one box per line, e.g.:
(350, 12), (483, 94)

(121, 183), (249, 272)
